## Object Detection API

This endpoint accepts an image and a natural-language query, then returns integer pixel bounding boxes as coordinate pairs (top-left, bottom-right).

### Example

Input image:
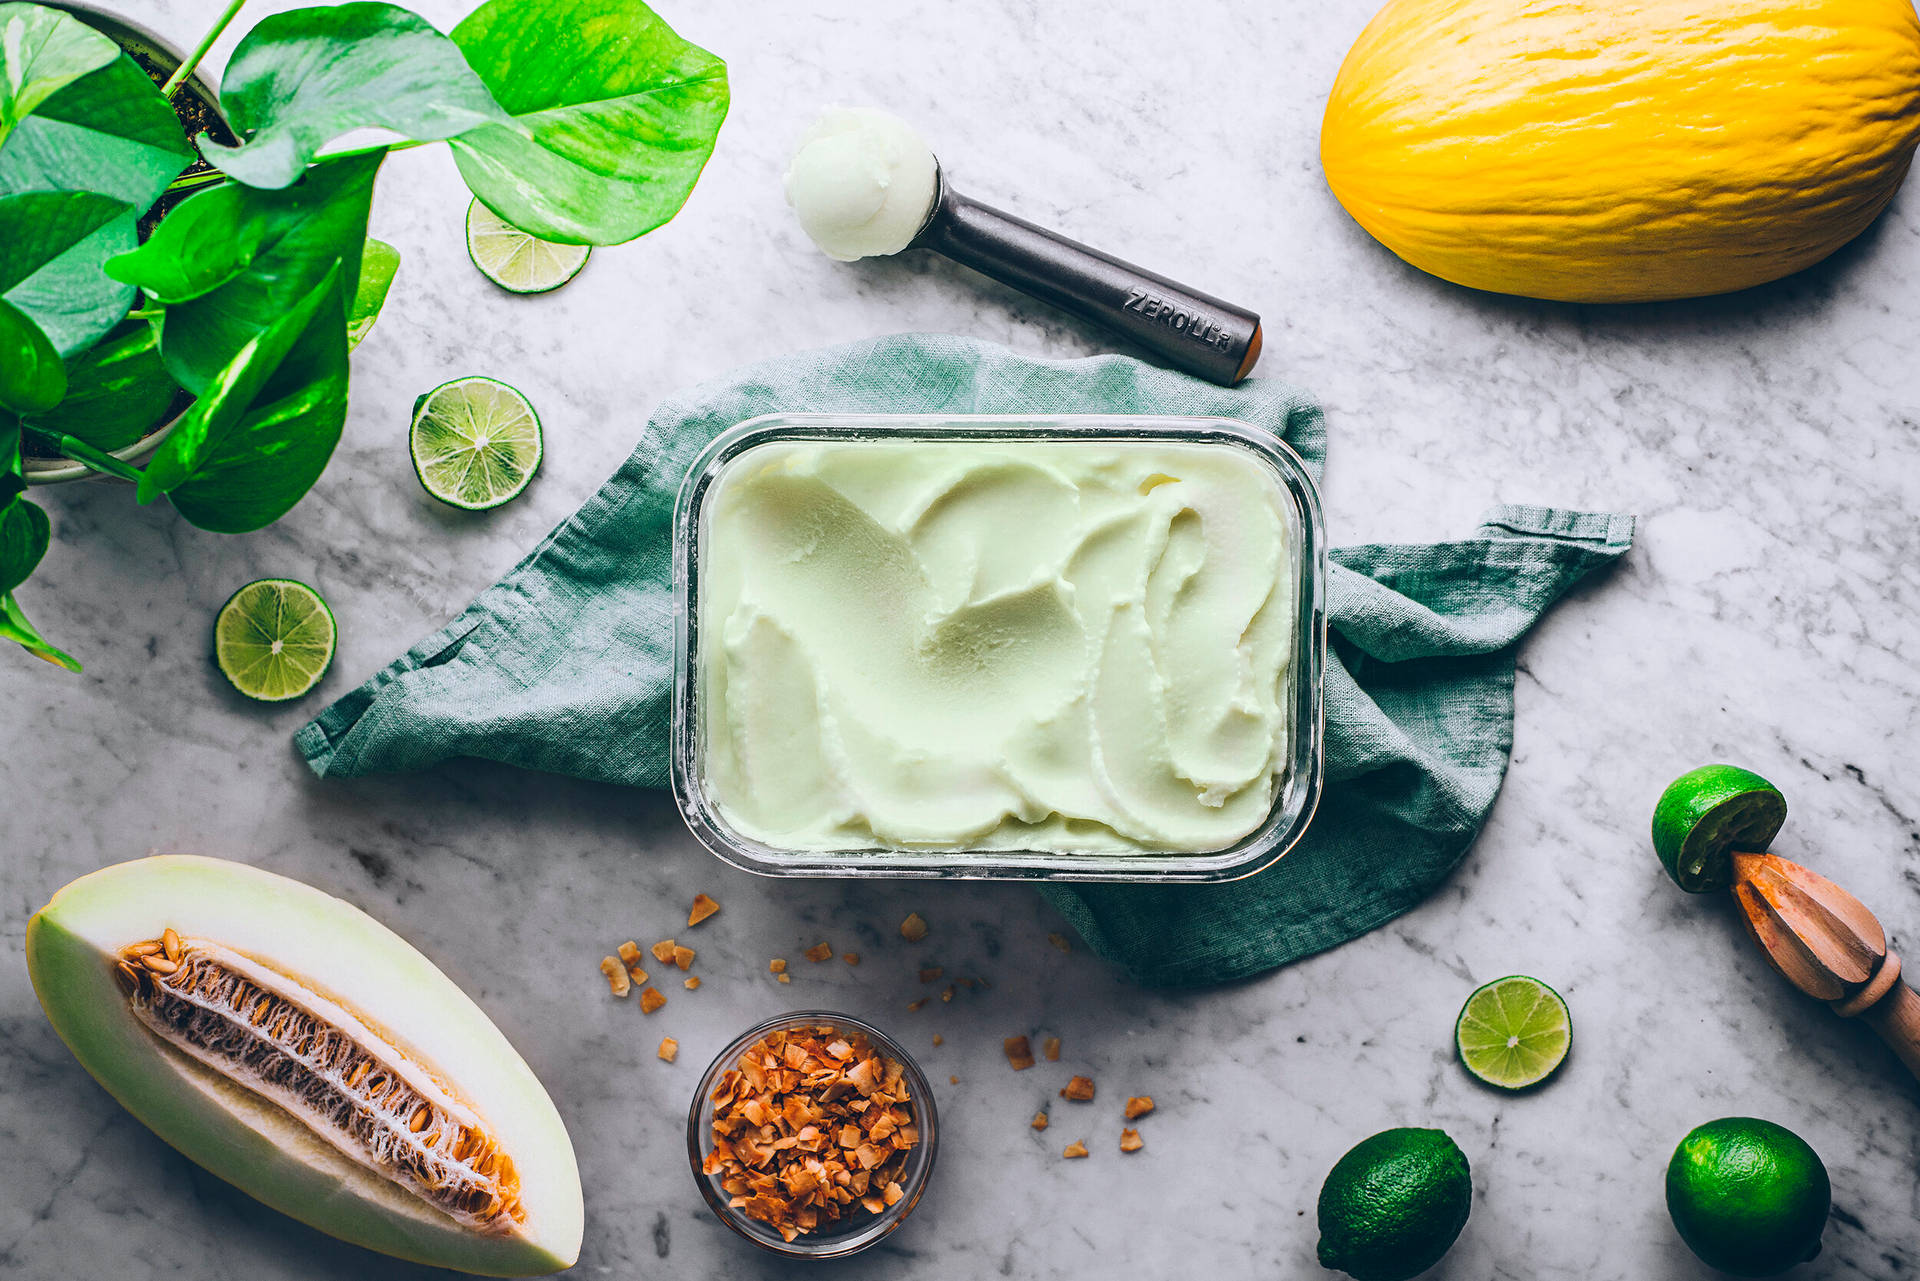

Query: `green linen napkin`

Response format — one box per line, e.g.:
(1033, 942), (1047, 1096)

(296, 333), (1632, 987)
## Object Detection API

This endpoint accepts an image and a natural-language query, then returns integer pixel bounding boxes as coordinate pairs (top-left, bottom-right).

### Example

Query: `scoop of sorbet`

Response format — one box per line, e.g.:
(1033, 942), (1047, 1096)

(784, 107), (938, 262)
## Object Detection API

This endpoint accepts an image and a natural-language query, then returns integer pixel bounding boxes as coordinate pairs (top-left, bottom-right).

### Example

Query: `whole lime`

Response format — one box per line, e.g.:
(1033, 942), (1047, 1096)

(1316, 1127), (1472, 1281)
(1651, 764), (1786, 892)
(1666, 1117), (1829, 1277)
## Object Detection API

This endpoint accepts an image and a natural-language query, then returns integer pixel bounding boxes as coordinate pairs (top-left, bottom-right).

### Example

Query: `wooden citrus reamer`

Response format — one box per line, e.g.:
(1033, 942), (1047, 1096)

(1729, 849), (1920, 1081)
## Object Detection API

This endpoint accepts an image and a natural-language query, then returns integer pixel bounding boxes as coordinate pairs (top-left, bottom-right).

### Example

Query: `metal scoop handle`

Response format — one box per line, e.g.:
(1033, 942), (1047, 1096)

(911, 174), (1262, 387)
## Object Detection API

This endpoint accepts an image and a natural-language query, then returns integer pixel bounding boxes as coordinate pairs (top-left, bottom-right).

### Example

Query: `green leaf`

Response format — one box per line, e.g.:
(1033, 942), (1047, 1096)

(155, 149), (380, 395)
(24, 319), (177, 450)
(105, 181), (266, 303)
(0, 491), (49, 593)
(0, 188), (136, 356)
(0, 590), (80, 670)
(0, 50), (191, 353)
(0, 51), (192, 209)
(204, 1), (514, 188)
(0, 190), (129, 291)
(347, 237), (399, 349)
(143, 264), (349, 534)
(1, 411), (22, 502)
(0, 2), (119, 144)
(0, 296), (64, 412)
(448, 0), (728, 245)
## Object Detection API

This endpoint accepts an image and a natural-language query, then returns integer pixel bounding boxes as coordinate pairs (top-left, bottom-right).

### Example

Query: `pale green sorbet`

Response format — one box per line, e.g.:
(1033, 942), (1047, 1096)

(698, 438), (1296, 853)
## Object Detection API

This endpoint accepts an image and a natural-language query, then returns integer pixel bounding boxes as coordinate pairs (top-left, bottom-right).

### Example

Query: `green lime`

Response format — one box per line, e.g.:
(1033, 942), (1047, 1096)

(1317, 1127), (1472, 1281)
(1652, 765), (1787, 892)
(409, 376), (543, 511)
(213, 579), (336, 702)
(1666, 1117), (1829, 1277)
(1454, 975), (1570, 1090)
(465, 199), (590, 294)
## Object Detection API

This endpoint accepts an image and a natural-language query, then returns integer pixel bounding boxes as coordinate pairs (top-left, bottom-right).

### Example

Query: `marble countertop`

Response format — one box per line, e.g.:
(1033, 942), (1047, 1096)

(6, 0), (1919, 1277)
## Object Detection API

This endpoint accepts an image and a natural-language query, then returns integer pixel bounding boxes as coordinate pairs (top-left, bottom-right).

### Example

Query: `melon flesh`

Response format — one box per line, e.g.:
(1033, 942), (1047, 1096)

(27, 855), (583, 1277)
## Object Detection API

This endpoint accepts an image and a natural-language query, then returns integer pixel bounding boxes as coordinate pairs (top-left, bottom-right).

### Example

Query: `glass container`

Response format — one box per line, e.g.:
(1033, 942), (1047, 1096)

(687, 1011), (937, 1259)
(671, 413), (1326, 882)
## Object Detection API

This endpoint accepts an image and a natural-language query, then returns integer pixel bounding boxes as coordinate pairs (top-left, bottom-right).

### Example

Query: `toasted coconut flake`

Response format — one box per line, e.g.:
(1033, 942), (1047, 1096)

(688, 893), (721, 927)
(1032, 1111), (1049, 1130)
(949, 1075), (959, 1085)
(600, 956), (630, 997)
(931, 1034), (943, 1047)
(658, 1038), (679, 1063)
(1043, 1037), (1061, 1062)
(1120, 1127), (1143, 1153)
(940, 985), (955, 1003)
(639, 987), (666, 1014)
(1124, 1096), (1155, 1120)
(918, 967), (943, 983)
(673, 945), (695, 971)
(906, 998), (926, 1012)
(1003, 1036), (1035, 1071)
(651, 939), (677, 964)
(843, 953), (860, 965)
(1061, 1075), (1095, 1102)
(1062, 1141), (1088, 1159)
(684, 976), (701, 990)
(900, 913), (928, 943)
(700, 1024), (919, 1241)
(805, 942), (834, 963)
(769, 958), (787, 974)
(1047, 932), (1072, 952)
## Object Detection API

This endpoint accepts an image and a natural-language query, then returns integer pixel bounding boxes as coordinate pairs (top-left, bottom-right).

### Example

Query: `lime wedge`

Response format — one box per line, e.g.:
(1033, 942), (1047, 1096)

(1455, 976), (1570, 1091)
(409, 376), (543, 511)
(465, 199), (590, 294)
(214, 579), (336, 702)
(1652, 764), (1787, 893)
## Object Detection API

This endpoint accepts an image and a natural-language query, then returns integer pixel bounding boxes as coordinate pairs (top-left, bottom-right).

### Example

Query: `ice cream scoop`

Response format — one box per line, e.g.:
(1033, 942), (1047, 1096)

(784, 108), (1262, 387)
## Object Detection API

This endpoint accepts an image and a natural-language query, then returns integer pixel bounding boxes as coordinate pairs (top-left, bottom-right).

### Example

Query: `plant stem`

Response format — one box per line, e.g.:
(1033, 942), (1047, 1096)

(163, 137), (429, 196)
(165, 168), (228, 195)
(161, 0), (248, 99)
(23, 429), (146, 484)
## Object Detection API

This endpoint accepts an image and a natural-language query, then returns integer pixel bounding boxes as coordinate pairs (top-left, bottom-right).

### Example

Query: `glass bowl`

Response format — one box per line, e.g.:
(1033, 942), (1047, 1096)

(671, 412), (1328, 882)
(687, 1011), (937, 1258)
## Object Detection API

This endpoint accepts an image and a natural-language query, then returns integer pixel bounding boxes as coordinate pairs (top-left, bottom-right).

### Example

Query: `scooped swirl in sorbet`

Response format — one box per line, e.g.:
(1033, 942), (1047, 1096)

(698, 439), (1296, 853)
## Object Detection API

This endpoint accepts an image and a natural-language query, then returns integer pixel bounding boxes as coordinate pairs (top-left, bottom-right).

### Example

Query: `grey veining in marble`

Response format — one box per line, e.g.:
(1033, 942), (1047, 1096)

(5, 0), (1920, 1277)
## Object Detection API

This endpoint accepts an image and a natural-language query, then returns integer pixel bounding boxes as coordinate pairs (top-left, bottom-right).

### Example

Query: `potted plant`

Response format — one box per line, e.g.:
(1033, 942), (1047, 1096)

(0, 0), (729, 669)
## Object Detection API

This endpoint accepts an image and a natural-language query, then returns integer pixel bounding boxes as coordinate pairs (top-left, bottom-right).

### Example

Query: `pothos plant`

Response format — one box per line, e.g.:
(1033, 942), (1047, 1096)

(0, 0), (728, 669)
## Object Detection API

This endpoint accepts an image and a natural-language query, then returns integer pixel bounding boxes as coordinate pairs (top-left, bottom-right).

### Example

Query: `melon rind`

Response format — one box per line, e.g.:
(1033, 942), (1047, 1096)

(26, 855), (583, 1277)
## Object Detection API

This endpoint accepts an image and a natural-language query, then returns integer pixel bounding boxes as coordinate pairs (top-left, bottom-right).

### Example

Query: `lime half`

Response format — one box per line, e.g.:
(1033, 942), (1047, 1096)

(466, 199), (590, 294)
(214, 579), (336, 702)
(1652, 765), (1787, 893)
(1455, 976), (1571, 1090)
(409, 376), (543, 511)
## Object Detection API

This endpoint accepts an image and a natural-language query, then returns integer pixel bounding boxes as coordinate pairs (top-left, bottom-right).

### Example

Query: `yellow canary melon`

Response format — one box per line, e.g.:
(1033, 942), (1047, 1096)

(1321, 0), (1920, 302)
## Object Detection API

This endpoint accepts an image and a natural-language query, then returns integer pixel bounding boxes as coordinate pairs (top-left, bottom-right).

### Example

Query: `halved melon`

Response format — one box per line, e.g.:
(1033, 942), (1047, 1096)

(26, 855), (582, 1276)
